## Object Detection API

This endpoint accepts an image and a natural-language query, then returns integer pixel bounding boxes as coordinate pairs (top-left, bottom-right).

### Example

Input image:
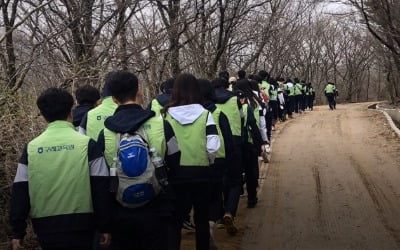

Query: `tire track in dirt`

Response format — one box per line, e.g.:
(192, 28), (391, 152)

(350, 156), (400, 248)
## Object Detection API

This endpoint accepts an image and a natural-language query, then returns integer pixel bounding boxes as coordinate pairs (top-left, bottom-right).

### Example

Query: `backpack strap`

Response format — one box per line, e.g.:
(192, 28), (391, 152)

(134, 127), (150, 146)
(112, 133), (122, 169)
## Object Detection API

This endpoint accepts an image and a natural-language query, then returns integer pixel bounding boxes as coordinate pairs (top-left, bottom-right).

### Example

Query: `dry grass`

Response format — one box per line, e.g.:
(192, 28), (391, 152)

(0, 90), (44, 249)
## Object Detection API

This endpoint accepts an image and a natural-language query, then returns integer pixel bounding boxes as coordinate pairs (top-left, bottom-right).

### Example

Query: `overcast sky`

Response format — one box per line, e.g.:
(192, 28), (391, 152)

(318, 1), (351, 14)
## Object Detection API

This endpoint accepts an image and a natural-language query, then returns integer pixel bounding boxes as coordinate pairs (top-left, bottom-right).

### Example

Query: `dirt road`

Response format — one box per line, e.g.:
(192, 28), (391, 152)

(242, 103), (400, 250)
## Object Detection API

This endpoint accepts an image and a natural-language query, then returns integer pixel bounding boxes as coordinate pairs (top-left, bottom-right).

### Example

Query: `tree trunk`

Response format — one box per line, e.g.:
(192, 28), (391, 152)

(168, 0), (181, 77)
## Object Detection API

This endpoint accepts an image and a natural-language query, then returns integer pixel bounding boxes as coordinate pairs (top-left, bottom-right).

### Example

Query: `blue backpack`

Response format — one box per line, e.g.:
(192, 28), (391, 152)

(112, 128), (161, 208)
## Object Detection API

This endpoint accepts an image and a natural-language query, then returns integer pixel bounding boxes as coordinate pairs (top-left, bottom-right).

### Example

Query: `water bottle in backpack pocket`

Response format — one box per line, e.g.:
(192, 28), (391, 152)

(112, 129), (161, 208)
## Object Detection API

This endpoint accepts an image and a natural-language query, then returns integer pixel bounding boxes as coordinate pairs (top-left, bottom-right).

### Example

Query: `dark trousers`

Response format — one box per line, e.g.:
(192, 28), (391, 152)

(42, 248), (91, 250)
(110, 215), (169, 250)
(243, 144), (259, 203)
(39, 231), (94, 250)
(326, 93), (335, 110)
(223, 182), (242, 217)
(269, 100), (279, 121)
(309, 97), (314, 110)
(288, 96), (295, 115)
(333, 96), (337, 109)
(209, 160), (225, 222)
(278, 103), (286, 121)
(299, 95), (304, 111)
(169, 182), (210, 250)
(265, 111), (273, 141)
(294, 95), (301, 113)
(209, 181), (223, 222)
(223, 142), (243, 217)
(303, 95), (308, 110)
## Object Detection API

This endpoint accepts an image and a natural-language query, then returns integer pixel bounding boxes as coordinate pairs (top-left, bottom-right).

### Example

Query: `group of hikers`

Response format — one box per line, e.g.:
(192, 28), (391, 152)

(9, 69), (319, 250)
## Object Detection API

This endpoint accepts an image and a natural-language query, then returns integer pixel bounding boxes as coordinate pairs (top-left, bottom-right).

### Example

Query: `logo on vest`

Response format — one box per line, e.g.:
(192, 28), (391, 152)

(96, 115), (109, 121)
(37, 145), (75, 153)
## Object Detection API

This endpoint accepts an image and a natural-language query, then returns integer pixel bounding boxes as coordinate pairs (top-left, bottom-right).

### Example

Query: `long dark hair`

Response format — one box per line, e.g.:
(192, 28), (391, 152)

(235, 79), (263, 110)
(162, 73), (204, 114)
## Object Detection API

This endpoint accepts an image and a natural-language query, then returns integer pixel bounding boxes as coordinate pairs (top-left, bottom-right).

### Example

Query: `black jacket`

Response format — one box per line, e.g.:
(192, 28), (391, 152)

(147, 93), (172, 110)
(214, 87), (236, 105)
(72, 103), (94, 127)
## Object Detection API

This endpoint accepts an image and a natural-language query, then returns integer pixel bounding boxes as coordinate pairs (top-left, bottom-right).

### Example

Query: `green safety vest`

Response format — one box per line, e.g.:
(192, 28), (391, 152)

(325, 84), (335, 94)
(166, 111), (209, 166)
(86, 97), (117, 140)
(287, 84), (295, 96)
(27, 121), (93, 218)
(294, 83), (303, 96)
(216, 97), (241, 137)
(150, 99), (164, 117)
(269, 88), (278, 101)
(211, 108), (226, 159)
(103, 115), (166, 167)
(259, 81), (271, 98)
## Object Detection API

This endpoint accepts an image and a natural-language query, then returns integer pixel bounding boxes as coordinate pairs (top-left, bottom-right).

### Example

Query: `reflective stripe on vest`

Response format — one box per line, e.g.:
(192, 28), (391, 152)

(216, 97), (241, 137)
(166, 111), (209, 166)
(212, 108), (226, 159)
(103, 128), (117, 167)
(27, 121), (92, 218)
(86, 97), (117, 140)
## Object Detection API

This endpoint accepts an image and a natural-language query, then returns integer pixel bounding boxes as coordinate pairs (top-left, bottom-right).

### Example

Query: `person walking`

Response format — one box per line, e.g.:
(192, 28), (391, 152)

(165, 73), (220, 250)
(294, 78), (302, 113)
(199, 79), (234, 250)
(10, 88), (111, 250)
(212, 77), (243, 236)
(72, 85), (101, 128)
(234, 79), (265, 208)
(79, 75), (118, 140)
(96, 71), (178, 250)
(285, 79), (295, 118)
(325, 82), (336, 110)
(268, 78), (279, 127)
(148, 78), (175, 116)
(308, 82), (315, 111)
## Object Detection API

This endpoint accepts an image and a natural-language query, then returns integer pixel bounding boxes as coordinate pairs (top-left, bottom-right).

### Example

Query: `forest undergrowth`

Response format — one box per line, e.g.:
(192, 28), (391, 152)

(0, 90), (43, 249)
